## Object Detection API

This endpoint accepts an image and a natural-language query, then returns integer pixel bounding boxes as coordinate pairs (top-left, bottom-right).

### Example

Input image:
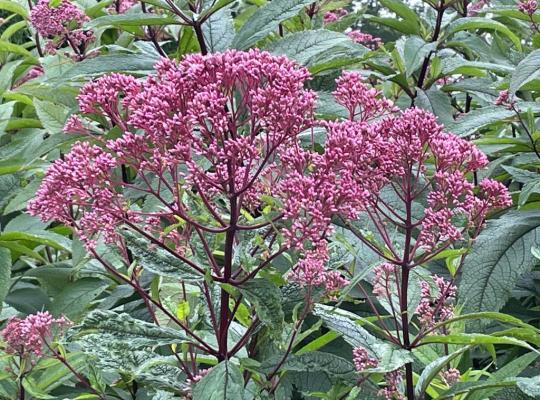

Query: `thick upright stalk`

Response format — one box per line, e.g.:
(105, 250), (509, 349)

(218, 195), (238, 360)
(193, 21), (208, 55)
(415, 1), (446, 96)
(401, 170), (415, 400)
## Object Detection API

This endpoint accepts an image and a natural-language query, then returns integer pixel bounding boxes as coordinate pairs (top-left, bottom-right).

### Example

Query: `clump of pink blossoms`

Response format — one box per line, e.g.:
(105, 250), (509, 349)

(30, 50), (360, 293)
(353, 347), (378, 371)
(348, 31), (383, 49)
(442, 368), (461, 385)
(415, 275), (457, 328)
(29, 0), (93, 56)
(2, 312), (68, 359)
(518, 0), (538, 15)
(323, 8), (348, 24)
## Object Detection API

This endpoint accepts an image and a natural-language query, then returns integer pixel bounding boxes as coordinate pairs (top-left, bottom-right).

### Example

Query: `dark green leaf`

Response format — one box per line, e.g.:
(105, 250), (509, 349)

(232, 0), (315, 50)
(192, 360), (244, 400)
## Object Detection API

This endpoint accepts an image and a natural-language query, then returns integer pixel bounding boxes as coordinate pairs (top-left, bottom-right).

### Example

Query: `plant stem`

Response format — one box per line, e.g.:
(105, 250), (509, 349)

(218, 195), (238, 360)
(193, 21), (208, 55)
(415, 1), (446, 96)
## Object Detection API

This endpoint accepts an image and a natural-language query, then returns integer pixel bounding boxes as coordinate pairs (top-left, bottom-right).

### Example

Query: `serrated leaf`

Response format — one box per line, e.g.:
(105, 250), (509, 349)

(266, 29), (367, 73)
(313, 304), (413, 372)
(510, 49), (540, 94)
(448, 105), (514, 136)
(261, 351), (356, 382)
(33, 99), (70, 135)
(238, 279), (284, 334)
(124, 230), (203, 281)
(50, 278), (108, 320)
(459, 211), (540, 317)
(192, 360), (244, 400)
(446, 17), (522, 50)
(232, 0), (315, 50)
(58, 53), (159, 80)
(73, 310), (189, 347)
(202, 6), (235, 52)
(517, 376), (540, 397)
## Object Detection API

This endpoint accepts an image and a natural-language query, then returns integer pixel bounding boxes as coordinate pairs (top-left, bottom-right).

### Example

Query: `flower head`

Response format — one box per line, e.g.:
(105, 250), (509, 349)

(2, 312), (67, 358)
(518, 0), (538, 15)
(348, 31), (382, 49)
(29, 0), (93, 54)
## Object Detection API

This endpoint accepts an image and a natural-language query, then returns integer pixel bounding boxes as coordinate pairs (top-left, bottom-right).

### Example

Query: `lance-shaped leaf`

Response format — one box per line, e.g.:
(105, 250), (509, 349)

(73, 310), (190, 347)
(414, 347), (469, 398)
(124, 230), (204, 281)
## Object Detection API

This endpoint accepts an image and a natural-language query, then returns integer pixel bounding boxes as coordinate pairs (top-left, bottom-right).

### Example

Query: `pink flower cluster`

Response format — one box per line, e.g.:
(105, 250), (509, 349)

(108, 0), (137, 13)
(468, 0), (490, 15)
(323, 8), (348, 24)
(30, 49), (512, 295)
(27, 142), (128, 250)
(29, 0), (93, 54)
(348, 31), (382, 49)
(378, 370), (404, 400)
(2, 312), (67, 358)
(494, 89), (515, 109)
(415, 275), (457, 329)
(379, 108), (511, 251)
(333, 71), (396, 121)
(372, 263), (397, 297)
(518, 0), (538, 15)
(442, 368), (460, 385)
(352, 347), (378, 371)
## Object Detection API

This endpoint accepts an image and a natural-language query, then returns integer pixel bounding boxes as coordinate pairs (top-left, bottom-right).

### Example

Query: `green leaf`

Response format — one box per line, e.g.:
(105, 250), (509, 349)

(0, 0), (28, 17)
(192, 360), (245, 400)
(73, 310), (189, 347)
(517, 376), (540, 397)
(0, 101), (14, 137)
(232, 0), (315, 50)
(50, 278), (108, 320)
(59, 53), (159, 80)
(313, 304), (413, 372)
(123, 230), (204, 281)
(33, 99), (70, 135)
(432, 311), (539, 333)
(438, 380), (517, 399)
(414, 347), (469, 398)
(415, 87), (454, 127)
(379, 0), (421, 34)
(467, 352), (539, 400)
(420, 333), (536, 351)
(238, 279), (284, 334)
(0, 40), (37, 61)
(0, 248), (11, 312)
(510, 49), (540, 94)
(262, 351), (356, 382)
(399, 36), (436, 77)
(448, 105), (514, 136)
(459, 211), (540, 317)
(446, 17), (522, 50)
(202, 6), (235, 52)
(86, 13), (180, 29)
(266, 29), (367, 73)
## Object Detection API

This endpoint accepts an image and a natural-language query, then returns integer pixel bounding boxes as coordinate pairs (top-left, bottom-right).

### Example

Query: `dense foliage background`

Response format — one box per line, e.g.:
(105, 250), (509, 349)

(0, 0), (540, 399)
